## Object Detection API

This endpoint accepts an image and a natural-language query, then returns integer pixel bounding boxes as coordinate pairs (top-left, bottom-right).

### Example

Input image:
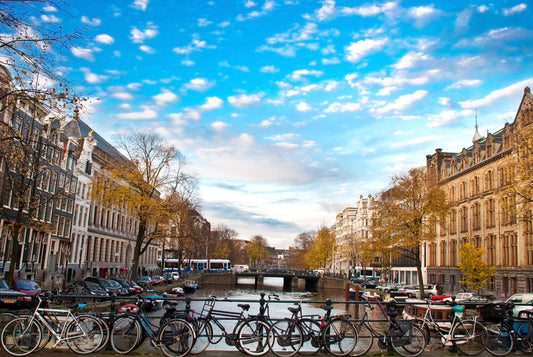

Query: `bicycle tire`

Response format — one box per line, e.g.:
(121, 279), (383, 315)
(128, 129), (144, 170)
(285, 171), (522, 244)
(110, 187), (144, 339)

(515, 321), (533, 353)
(110, 316), (142, 354)
(77, 314), (110, 352)
(483, 322), (514, 356)
(65, 314), (105, 354)
(268, 319), (303, 357)
(321, 318), (357, 357)
(158, 318), (195, 357)
(0, 313), (17, 331)
(351, 323), (374, 357)
(299, 318), (322, 353)
(412, 318), (431, 345)
(1, 317), (42, 356)
(390, 323), (426, 357)
(238, 319), (271, 356)
(451, 319), (487, 356)
(190, 317), (212, 354)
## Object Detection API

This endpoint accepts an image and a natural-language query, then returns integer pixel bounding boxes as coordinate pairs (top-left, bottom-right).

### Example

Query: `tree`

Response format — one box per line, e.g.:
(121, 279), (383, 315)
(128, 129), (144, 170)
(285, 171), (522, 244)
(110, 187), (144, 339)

(211, 223), (238, 260)
(91, 130), (197, 281)
(304, 227), (335, 270)
(246, 235), (269, 268)
(458, 242), (496, 293)
(286, 231), (315, 269)
(0, 1), (85, 285)
(370, 167), (447, 298)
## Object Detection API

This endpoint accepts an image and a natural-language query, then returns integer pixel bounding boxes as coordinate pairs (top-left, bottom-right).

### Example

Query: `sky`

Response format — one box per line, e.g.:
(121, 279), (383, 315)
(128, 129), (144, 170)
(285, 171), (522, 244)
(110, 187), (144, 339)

(27, 0), (533, 248)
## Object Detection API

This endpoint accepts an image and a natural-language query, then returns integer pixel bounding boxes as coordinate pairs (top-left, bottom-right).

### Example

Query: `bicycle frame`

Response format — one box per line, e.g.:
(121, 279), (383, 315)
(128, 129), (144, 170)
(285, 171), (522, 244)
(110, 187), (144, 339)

(27, 298), (90, 347)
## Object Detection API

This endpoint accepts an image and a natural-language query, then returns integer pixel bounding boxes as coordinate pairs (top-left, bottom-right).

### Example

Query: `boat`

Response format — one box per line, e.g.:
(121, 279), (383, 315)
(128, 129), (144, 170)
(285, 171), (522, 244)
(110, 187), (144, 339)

(171, 287), (185, 296)
(183, 280), (199, 293)
(144, 294), (164, 311)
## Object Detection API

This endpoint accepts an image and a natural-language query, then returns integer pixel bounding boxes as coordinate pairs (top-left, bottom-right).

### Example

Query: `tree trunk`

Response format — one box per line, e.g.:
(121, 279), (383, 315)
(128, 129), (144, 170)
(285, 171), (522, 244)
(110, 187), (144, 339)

(130, 221), (147, 282)
(415, 246), (425, 298)
(7, 224), (21, 286)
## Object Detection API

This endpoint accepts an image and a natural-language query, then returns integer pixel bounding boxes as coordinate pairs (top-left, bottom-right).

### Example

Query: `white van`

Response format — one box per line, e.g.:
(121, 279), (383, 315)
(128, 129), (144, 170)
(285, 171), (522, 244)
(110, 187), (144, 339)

(506, 293), (533, 317)
(234, 265), (249, 273)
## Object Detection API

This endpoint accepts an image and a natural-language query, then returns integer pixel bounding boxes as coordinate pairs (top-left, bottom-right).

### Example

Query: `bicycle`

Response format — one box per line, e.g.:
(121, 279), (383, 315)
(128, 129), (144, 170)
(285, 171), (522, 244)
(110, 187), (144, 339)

(406, 298), (487, 356)
(351, 298), (426, 357)
(268, 297), (357, 357)
(194, 294), (277, 356)
(479, 301), (533, 356)
(110, 295), (195, 357)
(1, 294), (105, 356)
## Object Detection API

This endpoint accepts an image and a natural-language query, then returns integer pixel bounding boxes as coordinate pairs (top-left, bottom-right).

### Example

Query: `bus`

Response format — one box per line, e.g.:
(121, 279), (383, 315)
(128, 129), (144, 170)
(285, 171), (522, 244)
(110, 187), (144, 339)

(158, 258), (231, 273)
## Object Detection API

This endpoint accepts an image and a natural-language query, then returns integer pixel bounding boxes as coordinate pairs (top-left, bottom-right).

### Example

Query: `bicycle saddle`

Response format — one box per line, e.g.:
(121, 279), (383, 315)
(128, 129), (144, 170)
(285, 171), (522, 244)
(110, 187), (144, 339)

(387, 310), (399, 318)
(321, 305), (333, 311)
(238, 304), (250, 311)
(288, 306), (301, 314)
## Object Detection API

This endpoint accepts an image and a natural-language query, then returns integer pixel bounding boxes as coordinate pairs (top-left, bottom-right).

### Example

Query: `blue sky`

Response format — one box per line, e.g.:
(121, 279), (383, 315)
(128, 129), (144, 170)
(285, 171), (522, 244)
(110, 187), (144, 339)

(34, 0), (533, 248)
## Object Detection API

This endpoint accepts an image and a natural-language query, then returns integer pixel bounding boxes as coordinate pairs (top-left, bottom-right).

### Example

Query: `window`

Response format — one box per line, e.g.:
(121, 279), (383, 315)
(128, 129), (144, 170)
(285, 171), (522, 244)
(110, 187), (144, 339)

(460, 206), (468, 232)
(485, 170), (493, 191)
(486, 199), (495, 228)
(85, 160), (92, 175)
(473, 203), (481, 230)
(450, 210), (457, 234)
(527, 212), (533, 265)
(450, 240), (457, 266)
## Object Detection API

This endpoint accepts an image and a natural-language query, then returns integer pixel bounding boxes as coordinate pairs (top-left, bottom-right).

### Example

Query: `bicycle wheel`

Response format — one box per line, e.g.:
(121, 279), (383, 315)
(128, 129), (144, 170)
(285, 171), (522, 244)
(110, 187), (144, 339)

(76, 314), (110, 352)
(451, 319), (487, 356)
(110, 316), (142, 354)
(158, 318), (195, 357)
(268, 320), (303, 357)
(483, 322), (514, 356)
(390, 322), (426, 357)
(190, 317), (212, 354)
(1, 317), (42, 356)
(65, 314), (105, 354)
(299, 318), (322, 353)
(238, 319), (271, 356)
(321, 318), (357, 357)
(351, 323), (374, 357)
(515, 321), (533, 353)
(412, 318), (431, 345)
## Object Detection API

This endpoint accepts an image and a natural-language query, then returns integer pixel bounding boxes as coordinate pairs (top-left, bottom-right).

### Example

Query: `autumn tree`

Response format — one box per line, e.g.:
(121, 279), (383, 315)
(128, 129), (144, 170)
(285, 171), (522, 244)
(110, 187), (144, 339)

(211, 223), (238, 260)
(370, 167), (447, 298)
(287, 231), (315, 269)
(458, 242), (496, 294)
(304, 227), (335, 270)
(92, 130), (197, 281)
(246, 235), (269, 268)
(0, 0), (85, 285)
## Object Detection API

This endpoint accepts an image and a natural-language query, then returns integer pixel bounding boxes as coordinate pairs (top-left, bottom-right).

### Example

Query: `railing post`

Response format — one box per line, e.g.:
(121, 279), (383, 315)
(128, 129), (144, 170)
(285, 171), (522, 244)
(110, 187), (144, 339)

(109, 294), (116, 323)
(259, 292), (266, 316)
(185, 296), (192, 314)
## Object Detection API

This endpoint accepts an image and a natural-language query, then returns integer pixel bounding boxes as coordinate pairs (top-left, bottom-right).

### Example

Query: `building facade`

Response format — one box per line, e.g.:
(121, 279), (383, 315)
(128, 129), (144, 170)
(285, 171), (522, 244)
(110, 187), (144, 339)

(426, 87), (533, 297)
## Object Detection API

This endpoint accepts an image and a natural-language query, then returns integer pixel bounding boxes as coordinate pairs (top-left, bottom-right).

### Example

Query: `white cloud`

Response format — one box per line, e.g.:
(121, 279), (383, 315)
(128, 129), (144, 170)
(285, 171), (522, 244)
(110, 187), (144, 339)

(200, 97), (224, 110)
(81, 16), (101, 26)
(340, 2), (397, 16)
(184, 78), (214, 91)
(460, 78), (533, 109)
(445, 79), (482, 90)
(408, 5), (437, 18)
(117, 108), (158, 119)
(228, 93), (262, 108)
(84, 71), (108, 84)
(133, 0), (149, 11)
(296, 102), (312, 112)
(260, 65), (279, 73)
(427, 109), (473, 127)
(139, 45), (155, 53)
(372, 90), (428, 115)
(503, 3), (527, 15)
(153, 90), (178, 106)
(70, 46), (94, 61)
(345, 38), (387, 63)
(315, 0), (336, 21)
(288, 69), (323, 81)
(393, 51), (429, 69)
(324, 102), (361, 113)
(41, 14), (61, 23)
(110, 90), (133, 100)
(211, 121), (228, 131)
(130, 24), (158, 43)
(95, 34), (114, 44)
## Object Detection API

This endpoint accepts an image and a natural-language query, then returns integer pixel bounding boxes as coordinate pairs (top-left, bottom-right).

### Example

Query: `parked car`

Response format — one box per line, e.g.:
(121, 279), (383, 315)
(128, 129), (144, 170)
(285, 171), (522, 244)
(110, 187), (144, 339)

(397, 284), (440, 298)
(151, 275), (164, 286)
(56, 280), (109, 303)
(128, 280), (144, 294)
(109, 279), (133, 295)
(376, 283), (401, 293)
(506, 293), (533, 318)
(0, 278), (33, 309)
(106, 279), (129, 295)
(360, 279), (379, 289)
(13, 279), (41, 296)
(162, 271), (180, 283)
(137, 276), (152, 289)
(84, 277), (124, 296)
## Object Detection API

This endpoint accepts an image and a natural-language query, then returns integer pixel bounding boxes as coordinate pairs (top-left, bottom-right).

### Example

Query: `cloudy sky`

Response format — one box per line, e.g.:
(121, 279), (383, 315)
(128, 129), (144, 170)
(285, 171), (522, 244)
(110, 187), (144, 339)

(34, 0), (533, 248)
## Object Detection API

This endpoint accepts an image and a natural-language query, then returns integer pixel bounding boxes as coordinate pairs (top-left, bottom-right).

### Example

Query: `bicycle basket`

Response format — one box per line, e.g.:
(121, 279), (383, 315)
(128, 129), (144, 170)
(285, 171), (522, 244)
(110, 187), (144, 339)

(390, 320), (413, 336)
(478, 303), (507, 322)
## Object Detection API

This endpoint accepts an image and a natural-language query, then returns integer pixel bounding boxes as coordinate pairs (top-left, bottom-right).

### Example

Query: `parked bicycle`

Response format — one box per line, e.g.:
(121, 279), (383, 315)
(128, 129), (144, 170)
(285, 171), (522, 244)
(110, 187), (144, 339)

(194, 294), (278, 356)
(1, 293), (105, 356)
(479, 301), (533, 356)
(268, 297), (357, 357)
(407, 298), (487, 356)
(351, 298), (426, 357)
(110, 295), (195, 357)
